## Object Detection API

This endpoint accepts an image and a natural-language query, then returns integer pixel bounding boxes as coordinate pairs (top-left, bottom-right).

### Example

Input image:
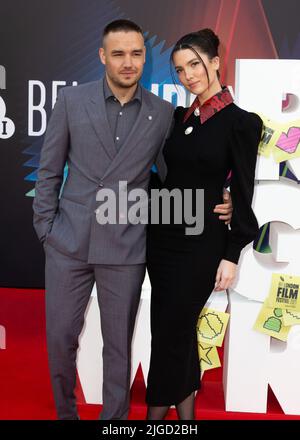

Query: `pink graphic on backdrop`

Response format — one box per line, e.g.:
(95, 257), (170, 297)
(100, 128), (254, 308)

(276, 127), (300, 154)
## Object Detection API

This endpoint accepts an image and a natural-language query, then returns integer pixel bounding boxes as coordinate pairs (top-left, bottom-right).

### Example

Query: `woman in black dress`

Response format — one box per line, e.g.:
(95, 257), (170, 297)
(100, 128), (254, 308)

(146, 29), (262, 419)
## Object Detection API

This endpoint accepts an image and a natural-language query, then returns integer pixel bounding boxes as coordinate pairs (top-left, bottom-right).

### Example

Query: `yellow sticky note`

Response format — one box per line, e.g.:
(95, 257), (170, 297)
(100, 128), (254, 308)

(258, 114), (283, 158)
(267, 273), (300, 311)
(197, 307), (230, 347)
(282, 309), (300, 326)
(198, 342), (221, 372)
(253, 302), (290, 341)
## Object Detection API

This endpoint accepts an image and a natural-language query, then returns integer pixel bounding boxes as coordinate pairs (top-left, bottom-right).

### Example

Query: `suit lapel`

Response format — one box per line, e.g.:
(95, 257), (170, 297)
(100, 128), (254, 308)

(85, 79), (118, 160)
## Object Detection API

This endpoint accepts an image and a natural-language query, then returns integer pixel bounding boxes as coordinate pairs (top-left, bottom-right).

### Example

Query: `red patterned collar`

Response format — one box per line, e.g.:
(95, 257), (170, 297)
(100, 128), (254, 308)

(183, 86), (233, 124)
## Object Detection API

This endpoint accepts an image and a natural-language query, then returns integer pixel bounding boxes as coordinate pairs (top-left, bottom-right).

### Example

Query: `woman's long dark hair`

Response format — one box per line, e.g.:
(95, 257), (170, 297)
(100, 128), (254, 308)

(170, 28), (220, 86)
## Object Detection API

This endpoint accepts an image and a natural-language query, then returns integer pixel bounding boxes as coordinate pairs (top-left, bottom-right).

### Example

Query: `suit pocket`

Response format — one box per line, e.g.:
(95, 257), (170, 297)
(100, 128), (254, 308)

(46, 197), (90, 257)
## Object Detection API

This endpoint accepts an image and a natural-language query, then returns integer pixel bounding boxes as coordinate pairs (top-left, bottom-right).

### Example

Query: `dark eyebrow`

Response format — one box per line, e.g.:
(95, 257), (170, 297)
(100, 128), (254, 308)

(111, 49), (143, 54)
(174, 57), (200, 69)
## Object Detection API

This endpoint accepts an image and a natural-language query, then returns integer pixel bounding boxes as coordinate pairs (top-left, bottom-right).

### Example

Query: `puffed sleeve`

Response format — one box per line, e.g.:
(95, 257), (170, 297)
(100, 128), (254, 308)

(223, 111), (263, 264)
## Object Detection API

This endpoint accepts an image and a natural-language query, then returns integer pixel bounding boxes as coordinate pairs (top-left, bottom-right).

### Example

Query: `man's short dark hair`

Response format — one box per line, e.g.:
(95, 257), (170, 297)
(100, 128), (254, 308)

(103, 19), (143, 40)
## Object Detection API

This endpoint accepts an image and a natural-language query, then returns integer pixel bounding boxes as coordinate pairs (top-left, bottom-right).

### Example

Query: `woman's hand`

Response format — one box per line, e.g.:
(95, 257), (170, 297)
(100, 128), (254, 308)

(214, 259), (237, 291)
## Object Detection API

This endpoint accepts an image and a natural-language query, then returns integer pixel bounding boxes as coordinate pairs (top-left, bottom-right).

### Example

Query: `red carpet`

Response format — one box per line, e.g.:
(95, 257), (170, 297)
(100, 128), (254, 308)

(0, 288), (299, 420)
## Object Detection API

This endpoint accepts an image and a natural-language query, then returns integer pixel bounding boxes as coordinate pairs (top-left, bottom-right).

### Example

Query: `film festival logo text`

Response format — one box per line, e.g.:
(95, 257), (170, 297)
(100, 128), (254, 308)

(95, 181), (204, 236)
(277, 278), (299, 306)
(0, 65), (15, 139)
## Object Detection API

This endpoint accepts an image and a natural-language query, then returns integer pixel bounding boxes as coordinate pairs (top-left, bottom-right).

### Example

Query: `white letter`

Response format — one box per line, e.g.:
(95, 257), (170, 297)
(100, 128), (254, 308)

(95, 189), (116, 224)
(52, 81), (66, 108)
(28, 80), (47, 136)
(128, 189), (149, 224)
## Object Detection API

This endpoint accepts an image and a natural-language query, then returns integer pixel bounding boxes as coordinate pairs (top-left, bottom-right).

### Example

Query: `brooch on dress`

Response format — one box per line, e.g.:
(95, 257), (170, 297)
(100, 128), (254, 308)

(185, 127), (193, 135)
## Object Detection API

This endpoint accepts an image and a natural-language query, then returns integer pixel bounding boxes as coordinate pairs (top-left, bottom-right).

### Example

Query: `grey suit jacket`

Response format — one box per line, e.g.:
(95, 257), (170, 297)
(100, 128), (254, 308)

(33, 79), (174, 264)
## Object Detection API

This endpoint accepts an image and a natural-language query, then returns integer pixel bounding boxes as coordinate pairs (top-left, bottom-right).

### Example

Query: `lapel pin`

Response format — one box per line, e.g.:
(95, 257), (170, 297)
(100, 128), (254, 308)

(194, 107), (200, 116)
(148, 115), (152, 120)
(185, 126), (193, 135)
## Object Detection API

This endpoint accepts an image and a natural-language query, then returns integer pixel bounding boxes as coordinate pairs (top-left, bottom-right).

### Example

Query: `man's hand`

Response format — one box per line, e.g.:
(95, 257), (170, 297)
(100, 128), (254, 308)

(213, 188), (232, 225)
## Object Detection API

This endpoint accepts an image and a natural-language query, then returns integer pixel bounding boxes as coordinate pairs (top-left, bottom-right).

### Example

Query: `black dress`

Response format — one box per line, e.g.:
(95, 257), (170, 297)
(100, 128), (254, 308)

(145, 96), (263, 406)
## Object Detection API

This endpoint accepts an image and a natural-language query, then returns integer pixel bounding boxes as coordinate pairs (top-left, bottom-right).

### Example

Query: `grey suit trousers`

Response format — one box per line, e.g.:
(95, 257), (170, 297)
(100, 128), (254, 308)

(45, 243), (145, 420)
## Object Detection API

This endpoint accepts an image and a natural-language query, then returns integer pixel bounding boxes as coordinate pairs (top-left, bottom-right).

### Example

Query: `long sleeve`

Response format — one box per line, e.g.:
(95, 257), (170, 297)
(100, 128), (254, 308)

(223, 111), (263, 264)
(153, 104), (175, 184)
(32, 88), (69, 243)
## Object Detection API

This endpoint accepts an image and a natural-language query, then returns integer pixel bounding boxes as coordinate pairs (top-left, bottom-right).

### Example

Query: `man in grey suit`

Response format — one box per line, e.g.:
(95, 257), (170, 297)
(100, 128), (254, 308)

(33, 19), (232, 420)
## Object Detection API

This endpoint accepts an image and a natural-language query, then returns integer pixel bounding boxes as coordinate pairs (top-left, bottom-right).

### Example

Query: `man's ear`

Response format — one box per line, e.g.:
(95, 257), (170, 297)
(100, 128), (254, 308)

(99, 47), (106, 65)
(143, 46), (146, 64)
